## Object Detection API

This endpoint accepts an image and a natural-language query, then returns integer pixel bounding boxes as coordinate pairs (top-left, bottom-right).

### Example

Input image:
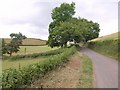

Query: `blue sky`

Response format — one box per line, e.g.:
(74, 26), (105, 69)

(0, 0), (118, 40)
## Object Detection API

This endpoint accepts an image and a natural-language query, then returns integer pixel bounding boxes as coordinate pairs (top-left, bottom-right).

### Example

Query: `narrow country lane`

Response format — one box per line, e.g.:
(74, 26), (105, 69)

(82, 47), (118, 88)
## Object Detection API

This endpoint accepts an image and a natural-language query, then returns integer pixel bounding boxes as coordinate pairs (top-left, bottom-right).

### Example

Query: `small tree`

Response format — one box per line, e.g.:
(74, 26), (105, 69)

(7, 32), (26, 56)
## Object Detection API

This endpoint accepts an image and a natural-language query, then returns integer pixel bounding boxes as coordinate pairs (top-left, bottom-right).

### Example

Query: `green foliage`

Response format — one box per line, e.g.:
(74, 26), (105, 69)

(48, 2), (100, 48)
(2, 46), (77, 88)
(4, 32), (26, 56)
(51, 2), (75, 22)
(2, 39), (7, 55)
(48, 2), (76, 48)
(88, 39), (119, 61)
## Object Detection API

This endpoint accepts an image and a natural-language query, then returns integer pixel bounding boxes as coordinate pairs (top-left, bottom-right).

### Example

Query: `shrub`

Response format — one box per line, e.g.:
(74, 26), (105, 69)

(2, 46), (77, 88)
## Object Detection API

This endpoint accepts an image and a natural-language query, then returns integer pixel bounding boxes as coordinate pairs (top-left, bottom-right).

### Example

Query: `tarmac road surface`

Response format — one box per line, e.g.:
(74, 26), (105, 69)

(82, 47), (118, 88)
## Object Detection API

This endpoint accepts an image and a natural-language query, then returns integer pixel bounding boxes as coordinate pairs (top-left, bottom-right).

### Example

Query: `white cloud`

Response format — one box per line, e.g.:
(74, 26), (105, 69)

(0, 0), (118, 40)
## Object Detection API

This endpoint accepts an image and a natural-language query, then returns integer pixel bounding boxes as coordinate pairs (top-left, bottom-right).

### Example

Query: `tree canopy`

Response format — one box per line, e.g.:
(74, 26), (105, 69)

(48, 2), (100, 48)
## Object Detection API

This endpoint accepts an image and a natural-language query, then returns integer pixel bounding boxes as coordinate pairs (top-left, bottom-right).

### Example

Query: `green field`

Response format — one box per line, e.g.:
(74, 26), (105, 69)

(4, 38), (47, 46)
(2, 58), (46, 70)
(5, 45), (58, 56)
(3, 45), (59, 70)
(17, 46), (58, 55)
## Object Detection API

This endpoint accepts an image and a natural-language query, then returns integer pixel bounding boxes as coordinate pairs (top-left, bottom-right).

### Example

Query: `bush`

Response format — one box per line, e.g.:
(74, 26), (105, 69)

(2, 46), (77, 88)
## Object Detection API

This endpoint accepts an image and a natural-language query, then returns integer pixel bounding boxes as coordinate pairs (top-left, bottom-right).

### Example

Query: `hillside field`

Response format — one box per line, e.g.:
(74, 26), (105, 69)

(4, 38), (47, 46)
(90, 32), (119, 41)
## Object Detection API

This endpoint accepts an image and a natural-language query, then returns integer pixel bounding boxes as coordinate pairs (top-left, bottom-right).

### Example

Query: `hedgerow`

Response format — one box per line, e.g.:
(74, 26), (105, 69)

(3, 48), (64, 60)
(2, 46), (77, 88)
(88, 39), (119, 61)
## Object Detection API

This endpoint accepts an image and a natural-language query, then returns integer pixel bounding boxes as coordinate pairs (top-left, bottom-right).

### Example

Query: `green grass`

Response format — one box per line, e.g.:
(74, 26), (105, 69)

(5, 45), (58, 56)
(18, 46), (58, 55)
(4, 38), (47, 46)
(78, 52), (93, 88)
(2, 58), (46, 70)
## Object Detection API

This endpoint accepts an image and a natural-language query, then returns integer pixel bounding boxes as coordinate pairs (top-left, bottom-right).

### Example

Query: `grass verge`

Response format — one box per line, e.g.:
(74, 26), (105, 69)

(78, 52), (93, 88)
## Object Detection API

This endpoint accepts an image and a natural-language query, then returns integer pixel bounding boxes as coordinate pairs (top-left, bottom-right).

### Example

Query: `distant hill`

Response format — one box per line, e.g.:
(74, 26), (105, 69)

(90, 32), (119, 41)
(4, 38), (47, 46)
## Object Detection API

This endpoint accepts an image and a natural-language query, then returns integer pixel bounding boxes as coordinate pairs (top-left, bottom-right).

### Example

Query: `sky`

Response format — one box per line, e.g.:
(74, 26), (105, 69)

(0, 0), (118, 40)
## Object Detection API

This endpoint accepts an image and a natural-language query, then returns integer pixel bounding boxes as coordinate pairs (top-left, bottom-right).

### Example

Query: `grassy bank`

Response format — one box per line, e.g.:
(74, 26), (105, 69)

(88, 39), (119, 61)
(2, 46), (77, 88)
(78, 52), (93, 88)
(4, 38), (47, 46)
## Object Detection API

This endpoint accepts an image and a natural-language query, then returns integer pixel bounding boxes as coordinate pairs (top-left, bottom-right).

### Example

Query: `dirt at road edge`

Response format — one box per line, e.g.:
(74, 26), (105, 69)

(28, 53), (82, 88)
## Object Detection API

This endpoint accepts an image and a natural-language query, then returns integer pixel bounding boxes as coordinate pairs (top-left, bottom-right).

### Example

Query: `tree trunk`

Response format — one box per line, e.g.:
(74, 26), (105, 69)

(64, 42), (67, 48)
(10, 53), (12, 56)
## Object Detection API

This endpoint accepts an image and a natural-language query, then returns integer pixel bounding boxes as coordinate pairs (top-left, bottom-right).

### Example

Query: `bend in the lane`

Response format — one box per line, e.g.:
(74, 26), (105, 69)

(81, 47), (118, 88)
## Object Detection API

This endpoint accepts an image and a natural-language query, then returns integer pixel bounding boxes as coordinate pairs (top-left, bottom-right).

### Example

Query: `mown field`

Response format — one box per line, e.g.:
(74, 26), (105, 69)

(2, 45), (59, 70)
(2, 58), (45, 70)
(88, 32), (119, 61)
(11, 45), (58, 55)
(4, 38), (47, 46)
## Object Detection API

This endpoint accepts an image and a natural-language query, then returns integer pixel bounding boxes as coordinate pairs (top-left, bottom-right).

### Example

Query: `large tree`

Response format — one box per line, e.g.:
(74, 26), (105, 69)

(48, 2), (76, 47)
(48, 2), (100, 48)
